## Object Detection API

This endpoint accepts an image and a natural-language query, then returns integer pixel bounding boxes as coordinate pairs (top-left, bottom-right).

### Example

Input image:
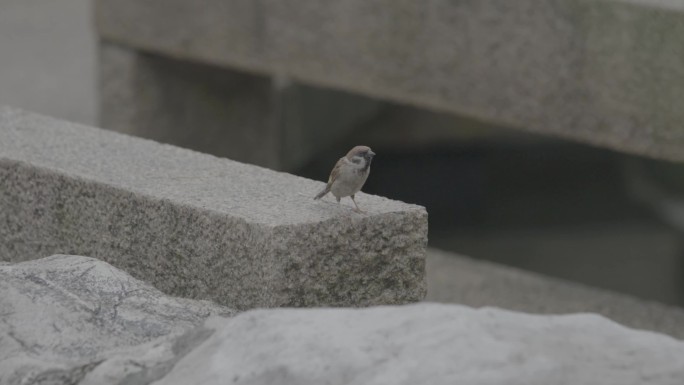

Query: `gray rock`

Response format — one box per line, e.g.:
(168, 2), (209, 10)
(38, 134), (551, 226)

(95, 0), (684, 161)
(0, 106), (428, 309)
(158, 303), (684, 385)
(0, 255), (233, 385)
(5, 256), (682, 384)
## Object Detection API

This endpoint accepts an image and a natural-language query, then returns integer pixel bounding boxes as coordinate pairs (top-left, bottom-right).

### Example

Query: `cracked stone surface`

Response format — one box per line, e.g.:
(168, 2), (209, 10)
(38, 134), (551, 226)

(0, 106), (427, 309)
(3, 256), (683, 384)
(0, 255), (234, 385)
(158, 304), (684, 385)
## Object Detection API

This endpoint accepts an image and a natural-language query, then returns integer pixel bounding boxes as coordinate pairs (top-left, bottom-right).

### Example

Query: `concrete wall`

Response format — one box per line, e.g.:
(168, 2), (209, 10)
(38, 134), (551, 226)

(99, 42), (382, 170)
(96, 0), (684, 162)
(427, 249), (684, 339)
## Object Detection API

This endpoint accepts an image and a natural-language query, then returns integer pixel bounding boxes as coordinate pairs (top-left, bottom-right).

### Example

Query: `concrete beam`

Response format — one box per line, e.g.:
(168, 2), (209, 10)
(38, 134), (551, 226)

(96, 0), (684, 161)
(99, 42), (382, 171)
(0, 106), (427, 309)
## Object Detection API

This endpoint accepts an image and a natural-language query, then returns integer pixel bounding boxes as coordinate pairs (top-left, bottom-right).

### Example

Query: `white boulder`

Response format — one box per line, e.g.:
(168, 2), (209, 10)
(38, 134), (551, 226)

(160, 303), (684, 385)
(0, 255), (233, 384)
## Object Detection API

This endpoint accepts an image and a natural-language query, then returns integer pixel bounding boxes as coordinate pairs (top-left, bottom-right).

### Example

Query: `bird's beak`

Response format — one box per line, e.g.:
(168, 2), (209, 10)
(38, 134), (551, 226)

(368, 150), (376, 157)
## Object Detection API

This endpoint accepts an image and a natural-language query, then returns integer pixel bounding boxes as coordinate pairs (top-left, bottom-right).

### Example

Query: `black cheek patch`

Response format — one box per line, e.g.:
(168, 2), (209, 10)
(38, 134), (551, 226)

(361, 158), (372, 172)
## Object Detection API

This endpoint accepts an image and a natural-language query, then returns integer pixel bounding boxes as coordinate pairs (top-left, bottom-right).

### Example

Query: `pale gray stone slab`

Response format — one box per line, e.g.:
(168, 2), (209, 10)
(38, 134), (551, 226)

(95, 0), (684, 161)
(0, 106), (427, 309)
(426, 249), (684, 340)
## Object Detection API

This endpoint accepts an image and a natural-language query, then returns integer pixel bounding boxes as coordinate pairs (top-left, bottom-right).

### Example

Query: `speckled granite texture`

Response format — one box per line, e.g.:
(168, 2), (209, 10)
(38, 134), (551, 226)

(0, 106), (428, 309)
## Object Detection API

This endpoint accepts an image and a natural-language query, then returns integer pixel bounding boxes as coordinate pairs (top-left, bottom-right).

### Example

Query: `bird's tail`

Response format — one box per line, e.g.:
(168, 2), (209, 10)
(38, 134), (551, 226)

(314, 186), (330, 200)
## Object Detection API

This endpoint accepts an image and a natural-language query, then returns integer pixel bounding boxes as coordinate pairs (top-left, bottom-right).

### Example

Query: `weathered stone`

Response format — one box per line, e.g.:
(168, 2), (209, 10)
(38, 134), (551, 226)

(4, 254), (682, 384)
(95, 0), (684, 162)
(0, 106), (427, 309)
(158, 303), (684, 385)
(426, 249), (684, 340)
(0, 255), (233, 385)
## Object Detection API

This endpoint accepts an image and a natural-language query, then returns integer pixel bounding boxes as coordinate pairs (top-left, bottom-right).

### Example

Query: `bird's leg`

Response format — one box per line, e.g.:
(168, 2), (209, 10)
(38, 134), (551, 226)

(350, 195), (364, 213)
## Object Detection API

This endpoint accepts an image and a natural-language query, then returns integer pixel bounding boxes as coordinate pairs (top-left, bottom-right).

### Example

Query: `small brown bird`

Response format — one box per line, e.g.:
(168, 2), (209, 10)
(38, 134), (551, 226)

(314, 146), (376, 212)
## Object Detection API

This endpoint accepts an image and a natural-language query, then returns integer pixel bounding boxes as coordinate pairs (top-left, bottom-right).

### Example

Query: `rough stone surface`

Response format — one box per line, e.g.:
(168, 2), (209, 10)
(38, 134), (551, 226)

(0, 106), (427, 309)
(158, 303), (684, 385)
(99, 42), (381, 170)
(426, 249), (684, 340)
(95, 0), (684, 162)
(0, 255), (233, 385)
(4, 256), (682, 384)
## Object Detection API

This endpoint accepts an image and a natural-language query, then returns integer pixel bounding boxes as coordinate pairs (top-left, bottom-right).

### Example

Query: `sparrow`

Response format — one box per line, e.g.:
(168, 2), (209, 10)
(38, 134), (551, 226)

(314, 146), (376, 212)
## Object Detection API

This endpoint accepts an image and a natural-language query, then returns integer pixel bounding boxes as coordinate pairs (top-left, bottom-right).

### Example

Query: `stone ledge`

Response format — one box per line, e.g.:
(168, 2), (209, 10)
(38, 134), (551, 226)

(0, 106), (427, 309)
(427, 249), (684, 339)
(95, 0), (684, 161)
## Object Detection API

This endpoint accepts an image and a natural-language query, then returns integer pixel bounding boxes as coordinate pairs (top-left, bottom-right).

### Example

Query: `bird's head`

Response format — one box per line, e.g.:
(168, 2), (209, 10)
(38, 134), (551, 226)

(347, 146), (375, 167)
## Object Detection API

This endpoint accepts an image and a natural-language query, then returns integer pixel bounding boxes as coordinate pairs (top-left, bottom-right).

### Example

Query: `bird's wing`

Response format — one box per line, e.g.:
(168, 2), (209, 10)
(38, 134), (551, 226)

(314, 157), (347, 200)
(327, 157), (345, 187)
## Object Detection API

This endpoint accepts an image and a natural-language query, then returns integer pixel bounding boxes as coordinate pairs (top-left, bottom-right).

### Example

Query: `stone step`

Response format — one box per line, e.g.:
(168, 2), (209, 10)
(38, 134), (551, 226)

(0, 106), (427, 309)
(426, 249), (684, 339)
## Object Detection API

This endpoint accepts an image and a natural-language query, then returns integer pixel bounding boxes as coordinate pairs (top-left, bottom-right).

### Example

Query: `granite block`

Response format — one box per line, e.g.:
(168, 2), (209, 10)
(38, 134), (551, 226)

(0, 106), (427, 309)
